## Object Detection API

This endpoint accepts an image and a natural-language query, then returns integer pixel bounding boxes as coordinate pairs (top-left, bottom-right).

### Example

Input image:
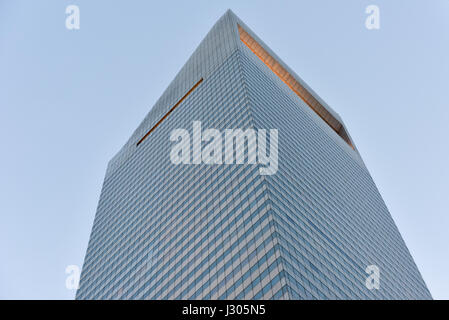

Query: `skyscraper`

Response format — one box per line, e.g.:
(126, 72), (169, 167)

(76, 10), (431, 299)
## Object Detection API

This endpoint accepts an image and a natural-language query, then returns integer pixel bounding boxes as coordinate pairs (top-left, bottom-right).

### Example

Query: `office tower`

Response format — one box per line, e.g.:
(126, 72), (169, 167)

(76, 10), (431, 299)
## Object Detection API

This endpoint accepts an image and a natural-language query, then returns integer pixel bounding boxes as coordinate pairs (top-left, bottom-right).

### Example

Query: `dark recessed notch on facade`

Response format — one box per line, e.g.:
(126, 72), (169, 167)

(136, 78), (204, 146)
(237, 25), (354, 149)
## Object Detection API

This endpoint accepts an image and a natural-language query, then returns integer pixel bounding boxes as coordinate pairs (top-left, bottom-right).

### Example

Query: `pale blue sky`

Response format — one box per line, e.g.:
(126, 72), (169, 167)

(1, 0), (448, 299)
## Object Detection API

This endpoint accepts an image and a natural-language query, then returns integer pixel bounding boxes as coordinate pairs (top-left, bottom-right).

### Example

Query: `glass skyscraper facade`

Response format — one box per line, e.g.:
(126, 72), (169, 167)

(76, 10), (431, 300)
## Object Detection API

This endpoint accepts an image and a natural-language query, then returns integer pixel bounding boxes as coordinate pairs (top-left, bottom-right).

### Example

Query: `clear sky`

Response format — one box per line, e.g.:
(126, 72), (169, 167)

(1, 0), (448, 300)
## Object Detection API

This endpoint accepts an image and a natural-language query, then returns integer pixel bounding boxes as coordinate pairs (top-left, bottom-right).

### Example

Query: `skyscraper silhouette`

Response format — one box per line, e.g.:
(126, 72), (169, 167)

(76, 10), (431, 300)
